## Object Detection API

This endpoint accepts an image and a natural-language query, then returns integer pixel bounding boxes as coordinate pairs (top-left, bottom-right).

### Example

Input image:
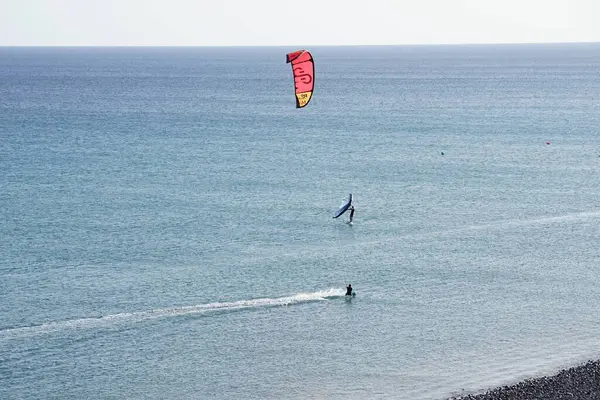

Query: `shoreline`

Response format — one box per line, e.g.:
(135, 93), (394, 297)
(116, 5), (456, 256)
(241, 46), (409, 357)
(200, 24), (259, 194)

(449, 360), (600, 399)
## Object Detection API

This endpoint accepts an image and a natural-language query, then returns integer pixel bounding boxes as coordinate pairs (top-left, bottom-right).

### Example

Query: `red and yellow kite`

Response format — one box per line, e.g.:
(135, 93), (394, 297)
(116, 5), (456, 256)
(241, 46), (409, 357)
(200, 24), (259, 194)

(286, 50), (314, 108)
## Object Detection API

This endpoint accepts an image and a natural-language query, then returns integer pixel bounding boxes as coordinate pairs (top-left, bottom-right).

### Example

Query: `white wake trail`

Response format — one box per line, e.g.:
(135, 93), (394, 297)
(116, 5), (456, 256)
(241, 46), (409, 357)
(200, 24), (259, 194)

(0, 288), (344, 340)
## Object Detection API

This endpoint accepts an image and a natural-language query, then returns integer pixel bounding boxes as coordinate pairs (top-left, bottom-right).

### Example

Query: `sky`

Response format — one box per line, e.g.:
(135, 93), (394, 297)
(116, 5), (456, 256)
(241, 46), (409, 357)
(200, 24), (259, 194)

(1, 0), (599, 46)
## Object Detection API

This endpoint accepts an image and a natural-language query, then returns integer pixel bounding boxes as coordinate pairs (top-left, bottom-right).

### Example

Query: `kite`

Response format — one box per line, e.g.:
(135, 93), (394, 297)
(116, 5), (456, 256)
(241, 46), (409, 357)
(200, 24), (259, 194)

(286, 50), (314, 108)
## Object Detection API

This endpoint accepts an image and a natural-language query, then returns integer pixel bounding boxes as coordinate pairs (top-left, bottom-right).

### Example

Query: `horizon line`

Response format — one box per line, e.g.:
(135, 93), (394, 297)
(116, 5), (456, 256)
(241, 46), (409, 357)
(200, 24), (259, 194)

(1, 40), (599, 48)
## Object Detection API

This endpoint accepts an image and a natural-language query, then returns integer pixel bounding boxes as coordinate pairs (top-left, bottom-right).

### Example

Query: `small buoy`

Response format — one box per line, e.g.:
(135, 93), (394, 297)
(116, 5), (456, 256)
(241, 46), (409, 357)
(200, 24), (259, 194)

(546, 142), (551, 145)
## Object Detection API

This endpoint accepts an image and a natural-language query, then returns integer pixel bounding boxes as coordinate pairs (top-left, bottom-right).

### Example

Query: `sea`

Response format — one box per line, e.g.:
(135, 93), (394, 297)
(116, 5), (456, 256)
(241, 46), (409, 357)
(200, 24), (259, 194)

(1, 43), (600, 400)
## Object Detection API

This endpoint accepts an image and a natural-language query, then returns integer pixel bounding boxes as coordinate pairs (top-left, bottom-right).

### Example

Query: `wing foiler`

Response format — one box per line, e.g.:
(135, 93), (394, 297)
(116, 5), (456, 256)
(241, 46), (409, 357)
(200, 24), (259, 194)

(286, 50), (314, 108)
(333, 194), (353, 218)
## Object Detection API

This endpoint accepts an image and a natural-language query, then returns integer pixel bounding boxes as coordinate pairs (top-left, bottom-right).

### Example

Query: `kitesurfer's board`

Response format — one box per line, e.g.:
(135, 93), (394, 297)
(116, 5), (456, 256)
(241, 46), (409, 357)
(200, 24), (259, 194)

(333, 193), (353, 219)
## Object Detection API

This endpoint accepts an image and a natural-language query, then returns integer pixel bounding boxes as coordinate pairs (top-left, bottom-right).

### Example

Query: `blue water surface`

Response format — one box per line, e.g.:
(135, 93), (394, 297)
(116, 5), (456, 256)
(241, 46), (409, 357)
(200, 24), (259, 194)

(1, 43), (600, 399)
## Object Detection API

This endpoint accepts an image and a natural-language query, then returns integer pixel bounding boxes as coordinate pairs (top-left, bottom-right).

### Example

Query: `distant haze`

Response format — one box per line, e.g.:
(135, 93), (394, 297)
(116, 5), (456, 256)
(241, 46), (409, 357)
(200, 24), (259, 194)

(1, 0), (599, 46)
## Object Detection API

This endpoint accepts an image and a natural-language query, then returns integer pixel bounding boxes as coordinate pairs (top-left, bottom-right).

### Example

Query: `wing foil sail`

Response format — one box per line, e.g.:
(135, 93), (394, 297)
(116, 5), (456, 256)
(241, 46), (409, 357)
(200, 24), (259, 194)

(333, 194), (353, 218)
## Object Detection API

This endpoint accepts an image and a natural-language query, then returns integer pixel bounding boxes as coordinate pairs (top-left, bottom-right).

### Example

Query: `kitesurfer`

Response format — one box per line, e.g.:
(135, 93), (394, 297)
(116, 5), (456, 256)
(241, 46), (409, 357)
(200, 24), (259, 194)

(349, 205), (355, 223)
(346, 284), (353, 296)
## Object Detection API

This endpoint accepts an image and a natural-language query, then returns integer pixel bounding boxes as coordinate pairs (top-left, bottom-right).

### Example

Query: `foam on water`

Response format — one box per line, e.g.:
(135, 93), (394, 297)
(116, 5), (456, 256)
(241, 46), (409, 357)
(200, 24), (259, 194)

(0, 288), (345, 339)
(232, 209), (600, 265)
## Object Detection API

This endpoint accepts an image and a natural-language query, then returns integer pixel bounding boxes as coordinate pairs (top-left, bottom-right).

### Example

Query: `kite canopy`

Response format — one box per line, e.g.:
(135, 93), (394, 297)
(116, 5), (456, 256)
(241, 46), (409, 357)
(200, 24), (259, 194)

(286, 50), (314, 108)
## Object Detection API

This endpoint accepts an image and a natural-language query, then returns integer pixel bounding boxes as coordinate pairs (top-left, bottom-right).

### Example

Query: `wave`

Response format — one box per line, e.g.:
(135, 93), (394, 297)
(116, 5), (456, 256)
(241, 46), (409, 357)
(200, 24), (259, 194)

(0, 288), (345, 339)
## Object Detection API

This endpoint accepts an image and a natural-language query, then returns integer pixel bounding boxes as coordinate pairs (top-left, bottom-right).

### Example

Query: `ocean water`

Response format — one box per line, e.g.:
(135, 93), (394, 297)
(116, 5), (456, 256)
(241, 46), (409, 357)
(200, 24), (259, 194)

(1, 43), (600, 399)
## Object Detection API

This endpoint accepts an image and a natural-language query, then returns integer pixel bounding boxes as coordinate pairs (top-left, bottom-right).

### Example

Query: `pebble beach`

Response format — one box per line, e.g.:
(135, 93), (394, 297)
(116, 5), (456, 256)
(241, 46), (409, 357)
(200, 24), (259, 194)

(451, 361), (600, 400)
